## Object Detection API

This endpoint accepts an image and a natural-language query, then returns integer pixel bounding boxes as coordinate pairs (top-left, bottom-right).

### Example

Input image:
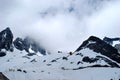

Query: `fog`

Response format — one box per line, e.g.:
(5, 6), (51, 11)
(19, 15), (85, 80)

(0, 0), (120, 52)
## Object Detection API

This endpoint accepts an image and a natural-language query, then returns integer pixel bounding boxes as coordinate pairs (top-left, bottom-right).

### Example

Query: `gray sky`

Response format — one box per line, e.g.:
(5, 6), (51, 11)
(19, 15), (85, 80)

(0, 0), (120, 52)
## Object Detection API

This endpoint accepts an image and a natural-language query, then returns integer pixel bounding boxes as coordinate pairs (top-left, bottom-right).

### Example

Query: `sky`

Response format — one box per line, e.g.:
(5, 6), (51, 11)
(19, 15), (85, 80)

(0, 0), (120, 52)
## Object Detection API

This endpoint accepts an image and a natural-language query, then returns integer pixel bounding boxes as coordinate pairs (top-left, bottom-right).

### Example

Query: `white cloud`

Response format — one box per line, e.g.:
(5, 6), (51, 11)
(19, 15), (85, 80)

(87, 1), (120, 38)
(0, 0), (120, 52)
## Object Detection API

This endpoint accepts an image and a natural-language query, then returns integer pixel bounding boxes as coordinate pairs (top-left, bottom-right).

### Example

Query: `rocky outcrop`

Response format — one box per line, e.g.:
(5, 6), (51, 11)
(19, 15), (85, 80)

(76, 36), (120, 63)
(0, 51), (6, 57)
(114, 44), (120, 53)
(13, 37), (24, 51)
(103, 37), (120, 45)
(0, 72), (9, 80)
(0, 27), (13, 52)
(0, 27), (46, 57)
(82, 56), (119, 67)
(13, 37), (46, 55)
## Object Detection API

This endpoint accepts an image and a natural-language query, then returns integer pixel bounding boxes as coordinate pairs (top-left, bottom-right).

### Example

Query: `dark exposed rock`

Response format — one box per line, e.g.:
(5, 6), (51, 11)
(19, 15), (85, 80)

(82, 56), (98, 63)
(68, 52), (73, 55)
(89, 64), (109, 67)
(77, 61), (83, 65)
(76, 53), (83, 57)
(23, 70), (27, 73)
(43, 60), (46, 62)
(30, 59), (37, 62)
(96, 56), (120, 68)
(72, 65), (109, 70)
(0, 27), (46, 56)
(51, 60), (57, 62)
(41, 70), (44, 72)
(0, 27), (13, 51)
(27, 53), (36, 56)
(0, 72), (9, 80)
(17, 69), (22, 72)
(76, 36), (120, 63)
(22, 56), (31, 59)
(0, 51), (6, 57)
(13, 38), (24, 51)
(58, 51), (62, 53)
(61, 67), (66, 70)
(103, 37), (120, 45)
(13, 37), (46, 55)
(62, 56), (68, 60)
(114, 44), (120, 53)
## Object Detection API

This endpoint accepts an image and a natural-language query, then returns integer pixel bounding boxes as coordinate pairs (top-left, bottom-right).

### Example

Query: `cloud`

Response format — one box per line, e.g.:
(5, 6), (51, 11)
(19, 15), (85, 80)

(0, 0), (120, 52)
(87, 1), (120, 38)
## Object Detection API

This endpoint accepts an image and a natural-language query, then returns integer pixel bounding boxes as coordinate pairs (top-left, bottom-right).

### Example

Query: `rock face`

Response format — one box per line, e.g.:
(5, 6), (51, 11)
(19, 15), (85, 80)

(114, 44), (120, 53)
(103, 37), (120, 45)
(76, 36), (120, 63)
(0, 27), (13, 51)
(13, 37), (24, 51)
(0, 51), (6, 57)
(0, 27), (46, 57)
(0, 72), (9, 80)
(14, 37), (46, 55)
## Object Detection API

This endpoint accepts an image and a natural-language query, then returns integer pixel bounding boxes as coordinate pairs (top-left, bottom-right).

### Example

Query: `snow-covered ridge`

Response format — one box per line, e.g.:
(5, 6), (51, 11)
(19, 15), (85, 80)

(0, 28), (120, 80)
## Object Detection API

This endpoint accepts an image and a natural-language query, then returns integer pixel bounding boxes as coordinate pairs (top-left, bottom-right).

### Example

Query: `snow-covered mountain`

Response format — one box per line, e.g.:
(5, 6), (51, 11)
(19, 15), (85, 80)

(0, 28), (120, 80)
(0, 27), (47, 57)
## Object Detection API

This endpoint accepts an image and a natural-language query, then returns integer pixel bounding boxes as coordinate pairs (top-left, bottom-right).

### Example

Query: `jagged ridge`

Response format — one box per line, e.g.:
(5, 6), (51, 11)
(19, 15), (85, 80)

(76, 36), (120, 63)
(0, 27), (46, 57)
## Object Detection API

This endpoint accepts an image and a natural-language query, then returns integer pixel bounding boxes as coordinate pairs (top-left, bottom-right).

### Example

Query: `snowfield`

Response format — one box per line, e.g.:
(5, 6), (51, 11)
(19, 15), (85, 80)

(0, 48), (120, 80)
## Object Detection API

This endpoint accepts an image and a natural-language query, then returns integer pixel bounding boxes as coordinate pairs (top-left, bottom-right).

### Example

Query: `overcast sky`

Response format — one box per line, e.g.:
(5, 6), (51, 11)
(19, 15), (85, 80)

(0, 0), (120, 52)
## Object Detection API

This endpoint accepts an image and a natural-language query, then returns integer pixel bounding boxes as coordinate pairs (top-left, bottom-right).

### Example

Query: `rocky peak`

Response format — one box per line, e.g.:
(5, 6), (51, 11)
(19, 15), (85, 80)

(0, 27), (46, 57)
(0, 27), (13, 51)
(76, 36), (120, 63)
(14, 37), (46, 55)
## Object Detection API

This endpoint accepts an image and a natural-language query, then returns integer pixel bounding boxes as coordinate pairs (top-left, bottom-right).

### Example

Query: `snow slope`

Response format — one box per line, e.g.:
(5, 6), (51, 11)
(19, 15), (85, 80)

(0, 28), (119, 80)
(0, 48), (120, 80)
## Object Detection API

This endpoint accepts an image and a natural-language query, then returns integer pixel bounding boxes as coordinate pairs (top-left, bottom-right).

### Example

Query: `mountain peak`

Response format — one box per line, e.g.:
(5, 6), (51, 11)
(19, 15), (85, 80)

(0, 27), (46, 57)
(76, 36), (120, 63)
(0, 27), (13, 52)
(76, 36), (102, 51)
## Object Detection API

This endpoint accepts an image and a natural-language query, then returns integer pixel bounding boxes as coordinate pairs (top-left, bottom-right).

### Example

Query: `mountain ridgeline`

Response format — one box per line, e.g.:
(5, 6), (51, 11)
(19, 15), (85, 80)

(0, 27), (120, 68)
(76, 36), (120, 64)
(0, 27), (46, 56)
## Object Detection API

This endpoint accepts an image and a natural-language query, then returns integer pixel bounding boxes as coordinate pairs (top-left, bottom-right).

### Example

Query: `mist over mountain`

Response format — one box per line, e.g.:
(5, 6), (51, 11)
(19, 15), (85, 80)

(0, 27), (120, 80)
(0, 1), (120, 79)
(0, 0), (120, 52)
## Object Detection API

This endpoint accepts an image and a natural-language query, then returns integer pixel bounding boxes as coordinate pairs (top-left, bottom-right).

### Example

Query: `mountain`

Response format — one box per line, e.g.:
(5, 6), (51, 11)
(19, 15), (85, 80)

(0, 27), (13, 52)
(0, 28), (120, 80)
(13, 37), (46, 55)
(0, 27), (46, 57)
(76, 36), (120, 63)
